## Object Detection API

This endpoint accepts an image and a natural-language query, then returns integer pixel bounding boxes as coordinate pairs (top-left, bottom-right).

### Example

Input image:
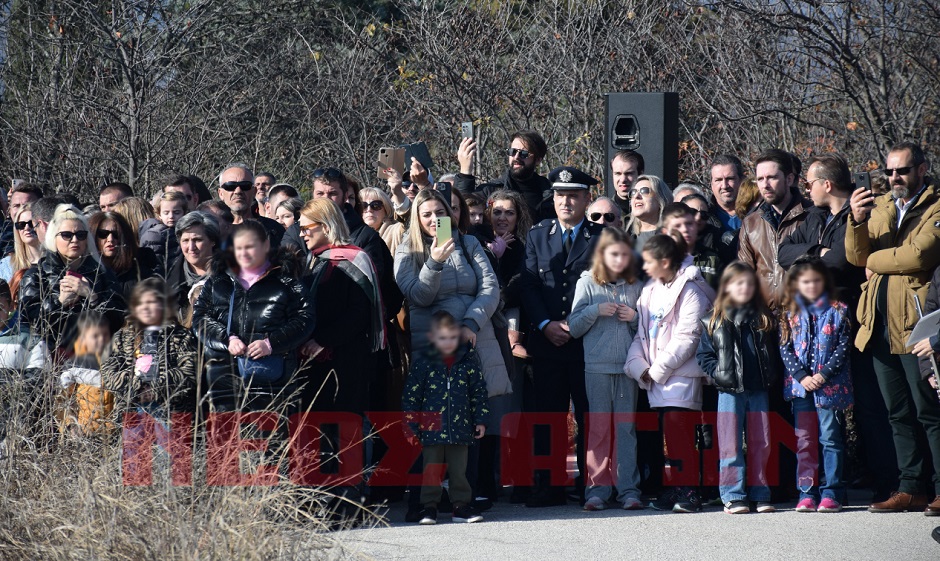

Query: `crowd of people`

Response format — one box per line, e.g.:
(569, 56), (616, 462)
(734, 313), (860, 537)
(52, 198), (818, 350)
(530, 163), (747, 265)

(1, 132), (940, 531)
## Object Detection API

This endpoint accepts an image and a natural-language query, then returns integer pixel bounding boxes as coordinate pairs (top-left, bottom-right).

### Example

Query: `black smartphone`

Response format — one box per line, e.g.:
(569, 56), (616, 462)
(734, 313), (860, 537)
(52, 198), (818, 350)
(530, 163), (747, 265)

(855, 171), (872, 192)
(461, 121), (474, 139)
(401, 142), (434, 171)
(435, 181), (453, 205)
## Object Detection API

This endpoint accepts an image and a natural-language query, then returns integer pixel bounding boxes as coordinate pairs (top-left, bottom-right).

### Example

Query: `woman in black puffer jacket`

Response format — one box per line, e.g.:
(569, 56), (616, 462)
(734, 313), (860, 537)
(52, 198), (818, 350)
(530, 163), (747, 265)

(191, 220), (315, 413)
(18, 205), (125, 352)
(88, 211), (162, 302)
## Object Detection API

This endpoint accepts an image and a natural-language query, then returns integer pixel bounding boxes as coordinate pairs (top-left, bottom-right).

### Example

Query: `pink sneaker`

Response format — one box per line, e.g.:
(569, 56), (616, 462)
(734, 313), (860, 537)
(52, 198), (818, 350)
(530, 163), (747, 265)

(795, 498), (817, 512)
(817, 498), (842, 513)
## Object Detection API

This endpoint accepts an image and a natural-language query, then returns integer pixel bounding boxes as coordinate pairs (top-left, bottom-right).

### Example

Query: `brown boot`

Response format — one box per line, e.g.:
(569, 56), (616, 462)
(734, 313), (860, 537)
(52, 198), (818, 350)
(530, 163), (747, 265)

(926, 496), (940, 516)
(869, 491), (930, 513)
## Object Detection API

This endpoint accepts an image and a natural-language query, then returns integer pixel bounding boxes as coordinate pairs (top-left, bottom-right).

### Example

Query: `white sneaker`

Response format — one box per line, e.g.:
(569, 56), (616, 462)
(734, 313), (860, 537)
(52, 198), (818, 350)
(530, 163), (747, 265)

(622, 497), (644, 510)
(583, 496), (607, 511)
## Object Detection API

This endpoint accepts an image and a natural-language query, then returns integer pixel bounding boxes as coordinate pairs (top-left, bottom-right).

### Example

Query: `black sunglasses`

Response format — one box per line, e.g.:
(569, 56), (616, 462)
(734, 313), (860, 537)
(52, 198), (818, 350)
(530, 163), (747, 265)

(590, 212), (617, 223)
(96, 228), (120, 240)
(506, 148), (532, 159)
(360, 201), (384, 212)
(220, 180), (253, 192)
(883, 166), (917, 177)
(312, 167), (345, 182)
(628, 186), (653, 199)
(58, 230), (88, 242)
(14, 220), (34, 231)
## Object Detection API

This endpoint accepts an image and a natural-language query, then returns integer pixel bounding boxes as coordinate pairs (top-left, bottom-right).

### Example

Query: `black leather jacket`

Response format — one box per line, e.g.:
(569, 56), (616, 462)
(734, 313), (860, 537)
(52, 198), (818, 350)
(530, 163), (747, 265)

(18, 252), (126, 349)
(697, 311), (779, 393)
(191, 250), (315, 408)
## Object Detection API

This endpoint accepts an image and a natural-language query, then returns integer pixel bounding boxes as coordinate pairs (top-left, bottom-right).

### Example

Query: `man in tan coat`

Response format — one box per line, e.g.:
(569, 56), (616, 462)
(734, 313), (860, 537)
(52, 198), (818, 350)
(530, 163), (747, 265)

(845, 141), (940, 516)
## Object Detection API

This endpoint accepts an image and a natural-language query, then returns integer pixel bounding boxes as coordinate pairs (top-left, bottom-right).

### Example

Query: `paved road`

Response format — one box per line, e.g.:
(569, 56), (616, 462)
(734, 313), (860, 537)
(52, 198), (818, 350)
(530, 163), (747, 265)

(341, 494), (940, 560)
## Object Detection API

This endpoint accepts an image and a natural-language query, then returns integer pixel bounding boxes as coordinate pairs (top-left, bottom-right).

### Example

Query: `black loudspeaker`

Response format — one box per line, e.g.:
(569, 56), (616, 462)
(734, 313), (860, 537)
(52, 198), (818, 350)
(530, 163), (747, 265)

(604, 92), (679, 194)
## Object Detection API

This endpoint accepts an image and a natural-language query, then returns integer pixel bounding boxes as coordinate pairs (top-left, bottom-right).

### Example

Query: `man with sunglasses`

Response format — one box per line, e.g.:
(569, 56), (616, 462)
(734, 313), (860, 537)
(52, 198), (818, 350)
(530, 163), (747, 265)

(457, 131), (554, 223)
(846, 141), (940, 516)
(587, 196), (623, 229)
(217, 164), (284, 247)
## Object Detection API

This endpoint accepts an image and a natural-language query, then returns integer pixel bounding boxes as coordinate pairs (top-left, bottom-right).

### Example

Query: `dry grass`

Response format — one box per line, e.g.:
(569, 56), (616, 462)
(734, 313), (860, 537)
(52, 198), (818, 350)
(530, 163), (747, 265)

(0, 377), (386, 561)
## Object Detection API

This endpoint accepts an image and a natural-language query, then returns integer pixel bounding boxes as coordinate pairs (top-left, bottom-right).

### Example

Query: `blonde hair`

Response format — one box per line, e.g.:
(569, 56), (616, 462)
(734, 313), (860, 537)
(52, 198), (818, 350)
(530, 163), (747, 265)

(11, 205), (38, 272)
(589, 227), (636, 284)
(404, 189), (455, 271)
(299, 198), (351, 245)
(155, 190), (187, 214)
(113, 196), (155, 243)
(359, 187), (394, 221)
(626, 175), (672, 235)
(44, 204), (100, 262)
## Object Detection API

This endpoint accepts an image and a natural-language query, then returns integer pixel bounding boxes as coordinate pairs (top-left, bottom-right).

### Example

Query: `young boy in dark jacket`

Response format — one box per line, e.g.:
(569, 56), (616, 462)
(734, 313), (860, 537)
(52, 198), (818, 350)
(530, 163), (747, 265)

(402, 311), (489, 525)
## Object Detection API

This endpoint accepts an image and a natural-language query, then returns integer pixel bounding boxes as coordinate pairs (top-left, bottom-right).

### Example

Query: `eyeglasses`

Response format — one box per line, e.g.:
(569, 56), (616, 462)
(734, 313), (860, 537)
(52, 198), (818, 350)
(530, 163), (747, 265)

(690, 209), (709, 218)
(14, 220), (34, 231)
(220, 181), (253, 192)
(403, 182), (420, 191)
(506, 148), (532, 159)
(590, 212), (617, 223)
(628, 186), (653, 199)
(806, 177), (826, 187)
(58, 230), (88, 242)
(96, 228), (120, 240)
(491, 209), (516, 218)
(360, 201), (384, 212)
(312, 167), (345, 182)
(883, 165), (917, 177)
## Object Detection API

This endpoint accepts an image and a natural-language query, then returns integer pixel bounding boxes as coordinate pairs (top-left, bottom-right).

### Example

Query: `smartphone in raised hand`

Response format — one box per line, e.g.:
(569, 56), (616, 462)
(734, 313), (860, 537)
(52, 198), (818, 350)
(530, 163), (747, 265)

(376, 147), (406, 179)
(435, 216), (452, 248)
(855, 171), (872, 193)
(461, 121), (474, 139)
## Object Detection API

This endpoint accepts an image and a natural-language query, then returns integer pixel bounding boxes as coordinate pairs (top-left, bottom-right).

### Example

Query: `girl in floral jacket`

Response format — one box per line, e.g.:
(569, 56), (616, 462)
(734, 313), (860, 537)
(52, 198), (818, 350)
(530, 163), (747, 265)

(780, 257), (853, 513)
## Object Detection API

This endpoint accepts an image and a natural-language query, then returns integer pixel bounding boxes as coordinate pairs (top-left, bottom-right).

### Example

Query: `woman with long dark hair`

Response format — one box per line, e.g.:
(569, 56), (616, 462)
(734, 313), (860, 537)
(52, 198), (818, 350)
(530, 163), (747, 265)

(88, 211), (162, 301)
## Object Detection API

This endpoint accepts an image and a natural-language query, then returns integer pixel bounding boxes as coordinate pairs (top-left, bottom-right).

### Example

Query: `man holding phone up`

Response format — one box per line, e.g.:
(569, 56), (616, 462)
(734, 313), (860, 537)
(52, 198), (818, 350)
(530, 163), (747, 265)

(845, 141), (940, 515)
(519, 167), (605, 507)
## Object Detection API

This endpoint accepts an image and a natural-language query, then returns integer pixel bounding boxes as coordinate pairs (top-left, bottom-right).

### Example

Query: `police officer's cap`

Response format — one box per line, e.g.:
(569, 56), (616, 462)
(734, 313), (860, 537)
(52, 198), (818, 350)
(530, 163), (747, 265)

(548, 166), (597, 191)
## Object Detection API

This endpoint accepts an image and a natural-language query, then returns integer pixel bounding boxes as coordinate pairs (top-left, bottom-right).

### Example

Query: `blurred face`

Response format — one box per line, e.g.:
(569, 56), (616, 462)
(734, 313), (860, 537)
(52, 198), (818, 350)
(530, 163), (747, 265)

(553, 189), (589, 226)
(630, 180), (660, 222)
(217, 167), (255, 214)
(725, 273), (755, 306)
(662, 214), (697, 249)
(9, 192), (37, 220)
(99, 191), (125, 213)
(79, 325), (110, 356)
(165, 184), (195, 211)
(96, 218), (122, 258)
(298, 216), (330, 251)
(508, 138), (539, 179)
(491, 200), (518, 237)
(430, 325), (460, 356)
(275, 206), (297, 228)
(885, 148), (928, 201)
(313, 180), (344, 206)
(360, 197), (387, 230)
(418, 200), (448, 237)
(588, 199), (622, 228)
(603, 242), (632, 275)
(468, 205), (484, 226)
(134, 291), (164, 327)
(612, 157), (640, 199)
(14, 210), (38, 246)
(233, 230), (269, 270)
(683, 198), (710, 234)
(160, 201), (185, 228)
(710, 164), (741, 210)
(755, 161), (792, 207)
(179, 226), (215, 269)
(450, 193), (462, 224)
(55, 219), (88, 260)
(641, 251), (672, 283)
(796, 269), (825, 302)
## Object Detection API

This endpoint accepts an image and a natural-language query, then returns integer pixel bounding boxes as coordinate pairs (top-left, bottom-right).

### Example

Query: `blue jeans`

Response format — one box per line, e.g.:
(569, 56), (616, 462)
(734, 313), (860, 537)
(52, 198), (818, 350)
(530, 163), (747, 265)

(717, 390), (771, 503)
(792, 395), (846, 502)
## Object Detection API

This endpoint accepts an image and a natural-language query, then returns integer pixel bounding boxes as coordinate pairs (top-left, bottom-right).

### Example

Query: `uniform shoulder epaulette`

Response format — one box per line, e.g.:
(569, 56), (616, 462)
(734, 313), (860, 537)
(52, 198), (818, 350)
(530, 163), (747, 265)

(532, 219), (556, 230)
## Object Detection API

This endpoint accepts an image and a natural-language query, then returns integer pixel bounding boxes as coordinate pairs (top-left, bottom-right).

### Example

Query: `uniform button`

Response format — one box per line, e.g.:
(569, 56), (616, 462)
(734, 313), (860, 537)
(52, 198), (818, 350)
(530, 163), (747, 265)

(563, 282), (568, 287)
(562, 296), (567, 302)
(561, 311), (567, 316)
(539, 269), (543, 273)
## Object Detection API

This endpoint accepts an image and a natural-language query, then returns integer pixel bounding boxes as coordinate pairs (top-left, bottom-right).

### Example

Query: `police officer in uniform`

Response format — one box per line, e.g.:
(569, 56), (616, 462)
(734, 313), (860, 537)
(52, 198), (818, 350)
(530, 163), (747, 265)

(519, 166), (605, 507)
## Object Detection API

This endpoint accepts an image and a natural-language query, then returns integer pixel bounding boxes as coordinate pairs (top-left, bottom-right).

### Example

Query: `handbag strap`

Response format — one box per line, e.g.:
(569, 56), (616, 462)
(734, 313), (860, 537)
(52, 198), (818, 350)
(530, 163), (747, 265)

(226, 288), (235, 335)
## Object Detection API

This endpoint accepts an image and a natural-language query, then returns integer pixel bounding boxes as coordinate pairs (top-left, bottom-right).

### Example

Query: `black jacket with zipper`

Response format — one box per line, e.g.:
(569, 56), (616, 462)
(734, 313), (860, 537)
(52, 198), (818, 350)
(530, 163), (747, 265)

(697, 309), (779, 393)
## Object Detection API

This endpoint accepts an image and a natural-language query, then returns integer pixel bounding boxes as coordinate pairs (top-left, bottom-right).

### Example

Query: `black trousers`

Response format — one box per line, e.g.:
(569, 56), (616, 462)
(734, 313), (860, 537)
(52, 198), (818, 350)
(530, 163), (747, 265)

(529, 355), (588, 492)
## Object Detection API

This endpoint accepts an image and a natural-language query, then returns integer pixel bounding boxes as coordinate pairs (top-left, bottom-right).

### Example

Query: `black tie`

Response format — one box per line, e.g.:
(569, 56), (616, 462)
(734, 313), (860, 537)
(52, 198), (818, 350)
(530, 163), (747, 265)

(563, 228), (573, 254)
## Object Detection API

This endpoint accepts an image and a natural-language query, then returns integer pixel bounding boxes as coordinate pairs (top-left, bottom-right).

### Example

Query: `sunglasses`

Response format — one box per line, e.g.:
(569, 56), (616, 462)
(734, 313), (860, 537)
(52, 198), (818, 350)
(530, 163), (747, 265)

(220, 180), (253, 192)
(690, 209), (709, 218)
(491, 209), (517, 218)
(590, 212), (617, 223)
(883, 166), (916, 177)
(312, 167), (345, 182)
(628, 186), (653, 199)
(299, 223), (322, 235)
(506, 148), (532, 159)
(14, 220), (34, 231)
(58, 230), (88, 242)
(360, 201), (384, 212)
(96, 228), (120, 240)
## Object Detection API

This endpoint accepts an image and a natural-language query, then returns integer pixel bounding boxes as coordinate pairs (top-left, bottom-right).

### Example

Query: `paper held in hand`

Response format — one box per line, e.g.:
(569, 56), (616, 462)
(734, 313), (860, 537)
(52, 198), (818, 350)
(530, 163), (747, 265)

(907, 307), (940, 346)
